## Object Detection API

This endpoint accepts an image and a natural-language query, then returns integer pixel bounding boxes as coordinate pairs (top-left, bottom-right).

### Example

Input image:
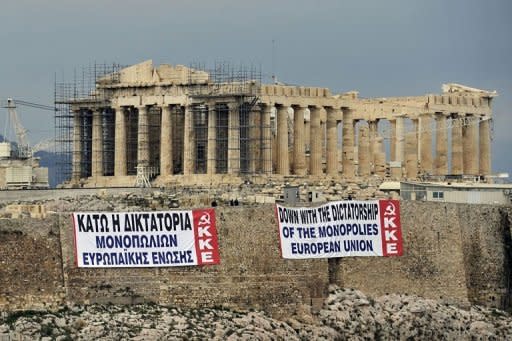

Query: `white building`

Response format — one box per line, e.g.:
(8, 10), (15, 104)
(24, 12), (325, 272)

(400, 181), (512, 205)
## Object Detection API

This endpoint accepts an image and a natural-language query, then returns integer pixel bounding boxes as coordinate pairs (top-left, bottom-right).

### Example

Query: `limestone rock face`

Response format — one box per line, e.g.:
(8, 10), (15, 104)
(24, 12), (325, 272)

(2, 286), (512, 340)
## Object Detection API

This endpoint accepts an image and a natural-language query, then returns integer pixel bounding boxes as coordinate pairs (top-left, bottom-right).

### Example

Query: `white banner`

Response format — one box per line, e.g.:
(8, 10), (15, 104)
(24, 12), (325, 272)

(72, 209), (220, 268)
(276, 200), (403, 259)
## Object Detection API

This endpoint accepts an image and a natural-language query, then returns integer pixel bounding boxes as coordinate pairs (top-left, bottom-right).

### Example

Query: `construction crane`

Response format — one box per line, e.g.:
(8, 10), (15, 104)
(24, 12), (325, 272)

(1, 98), (55, 159)
(0, 98), (54, 189)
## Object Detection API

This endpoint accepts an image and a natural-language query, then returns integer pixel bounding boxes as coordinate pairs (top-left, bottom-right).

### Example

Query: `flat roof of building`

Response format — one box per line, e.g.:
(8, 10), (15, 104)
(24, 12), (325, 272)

(401, 181), (512, 190)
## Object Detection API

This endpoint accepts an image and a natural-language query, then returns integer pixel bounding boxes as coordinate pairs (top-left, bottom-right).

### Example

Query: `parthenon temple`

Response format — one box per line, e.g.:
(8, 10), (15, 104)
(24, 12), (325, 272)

(60, 60), (497, 187)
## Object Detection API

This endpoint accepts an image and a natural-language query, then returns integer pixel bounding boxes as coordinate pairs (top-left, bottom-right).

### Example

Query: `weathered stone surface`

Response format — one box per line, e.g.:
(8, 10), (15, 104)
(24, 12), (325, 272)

(2, 287), (512, 340)
(1, 193), (511, 320)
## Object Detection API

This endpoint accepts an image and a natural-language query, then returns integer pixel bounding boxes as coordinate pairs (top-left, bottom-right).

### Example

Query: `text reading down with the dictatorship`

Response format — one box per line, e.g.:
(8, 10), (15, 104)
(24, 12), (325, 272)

(276, 200), (403, 259)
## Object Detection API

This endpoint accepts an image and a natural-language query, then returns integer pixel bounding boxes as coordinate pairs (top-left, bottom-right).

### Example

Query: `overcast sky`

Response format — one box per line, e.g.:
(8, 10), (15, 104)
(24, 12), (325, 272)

(1, 0), (511, 176)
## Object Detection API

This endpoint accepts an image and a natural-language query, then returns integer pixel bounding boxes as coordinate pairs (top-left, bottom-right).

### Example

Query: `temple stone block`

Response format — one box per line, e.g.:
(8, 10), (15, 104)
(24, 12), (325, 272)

(72, 110), (83, 181)
(374, 137), (386, 176)
(309, 106), (322, 175)
(160, 105), (173, 176)
(92, 109), (103, 177)
(276, 105), (289, 175)
(293, 106), (306, 175)
(479, 117), (491, 175)
(434, 113), (448, 175)
(326, 108), (338, 176)
(137, 105), (149, 167)
(451, 114), (464, 175)
(463, 115), (479, 175)
(342, 108), (355, 178)
(419, 114), (433, 174)
(357, 125), (370, 176)
(390, 163), (402, 179)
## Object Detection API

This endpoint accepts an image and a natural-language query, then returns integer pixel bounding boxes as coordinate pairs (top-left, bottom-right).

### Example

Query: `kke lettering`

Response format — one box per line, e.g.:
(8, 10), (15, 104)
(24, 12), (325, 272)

(192, 209), (220, 265)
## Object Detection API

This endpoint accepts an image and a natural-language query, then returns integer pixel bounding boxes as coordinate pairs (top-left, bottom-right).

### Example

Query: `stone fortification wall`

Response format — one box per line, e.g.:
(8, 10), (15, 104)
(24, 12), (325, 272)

(0, 216), (65, 310)
(338, 202), (512, 309)
(0, 203), (327, 317)
(457, 204), (512, 308)
(0, 197), (511, 315)
(60, 206), (327, 317)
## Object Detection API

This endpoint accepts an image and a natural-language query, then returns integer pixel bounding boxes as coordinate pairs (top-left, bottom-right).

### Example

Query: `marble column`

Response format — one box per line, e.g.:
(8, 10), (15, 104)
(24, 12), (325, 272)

(390, 119), (396, 162)
(261, 103), (272, 174)
(358, 125), (370, 176)
(228, 103), (240, 175)
(137, 105), (149, 168)
(249, 104), (261, 173)
(434, 113), (448, 175)
(304, 109), (311, 162)
(183, 105), (194, 175)
(463, 115), (479, 175)
(72, 109), (83, 181)
(160, 105), (173, 176)
(479, 117), (491, 175)
(293, 105), (306, 175)
(451, 114), (464, 175)
(276, 104), (290, 175)
(342, 108), (355, 178)
(395, 116), (405, 164)
(326, 107), (338, 176)
(114, 106), (127, 176)
(207, 103), (217, 175)
(419, 113), (433, 174)
(321, 114), (327, 168)
(405, 124), (418, 179)
(309, 106), (322, 175)
(368, 120), (378, 173)
(91, 108), (103, 177)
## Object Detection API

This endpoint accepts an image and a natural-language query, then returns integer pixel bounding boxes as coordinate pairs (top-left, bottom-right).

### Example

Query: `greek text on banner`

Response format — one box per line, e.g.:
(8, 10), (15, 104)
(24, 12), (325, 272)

(276, 200), (403, 259)
(72, 209), (220, 268)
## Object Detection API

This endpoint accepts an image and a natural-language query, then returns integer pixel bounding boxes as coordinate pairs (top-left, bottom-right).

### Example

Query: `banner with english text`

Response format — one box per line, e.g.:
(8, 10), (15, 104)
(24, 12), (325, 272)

(276, 200), (403, 259)
(72, 209), (220, 268)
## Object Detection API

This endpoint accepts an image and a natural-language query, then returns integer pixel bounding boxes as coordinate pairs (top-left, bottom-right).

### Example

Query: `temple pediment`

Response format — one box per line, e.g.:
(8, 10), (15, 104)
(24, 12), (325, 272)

(442, 83), (497, 97)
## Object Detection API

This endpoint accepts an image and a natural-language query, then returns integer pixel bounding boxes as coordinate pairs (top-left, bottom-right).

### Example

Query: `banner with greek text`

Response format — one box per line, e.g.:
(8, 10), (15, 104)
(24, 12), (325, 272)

(72, 209), (220, 268)
(276, 200), (403, 259)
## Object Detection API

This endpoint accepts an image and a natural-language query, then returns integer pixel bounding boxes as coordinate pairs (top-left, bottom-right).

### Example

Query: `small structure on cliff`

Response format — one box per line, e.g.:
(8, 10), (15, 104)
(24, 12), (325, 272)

(401, 181), (512, 205)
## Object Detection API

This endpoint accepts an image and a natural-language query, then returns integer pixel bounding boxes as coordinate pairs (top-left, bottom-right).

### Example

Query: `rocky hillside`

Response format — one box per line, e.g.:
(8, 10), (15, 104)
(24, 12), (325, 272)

(2, 286), (511, 340)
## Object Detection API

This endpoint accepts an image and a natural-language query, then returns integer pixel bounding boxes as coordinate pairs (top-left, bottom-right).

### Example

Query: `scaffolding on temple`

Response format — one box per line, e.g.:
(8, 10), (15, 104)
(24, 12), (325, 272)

(55, 61), (272, 187)
(54, 63), (122, 185)
(187, 62), (271, 175)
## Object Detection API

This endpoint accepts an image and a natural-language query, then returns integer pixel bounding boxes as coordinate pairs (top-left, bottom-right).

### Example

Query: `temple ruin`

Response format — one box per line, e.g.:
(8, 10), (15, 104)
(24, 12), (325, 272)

(55, 60), (496, 187)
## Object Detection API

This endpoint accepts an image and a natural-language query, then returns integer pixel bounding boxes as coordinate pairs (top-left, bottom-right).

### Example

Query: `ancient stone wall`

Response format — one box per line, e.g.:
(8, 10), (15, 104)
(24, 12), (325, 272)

(338, 202), (512, 309)
(458, 204), (512, 308)
(0, 216), (65, 310)
(1, 201), (511, 315)
(59, 206), (327, 318)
